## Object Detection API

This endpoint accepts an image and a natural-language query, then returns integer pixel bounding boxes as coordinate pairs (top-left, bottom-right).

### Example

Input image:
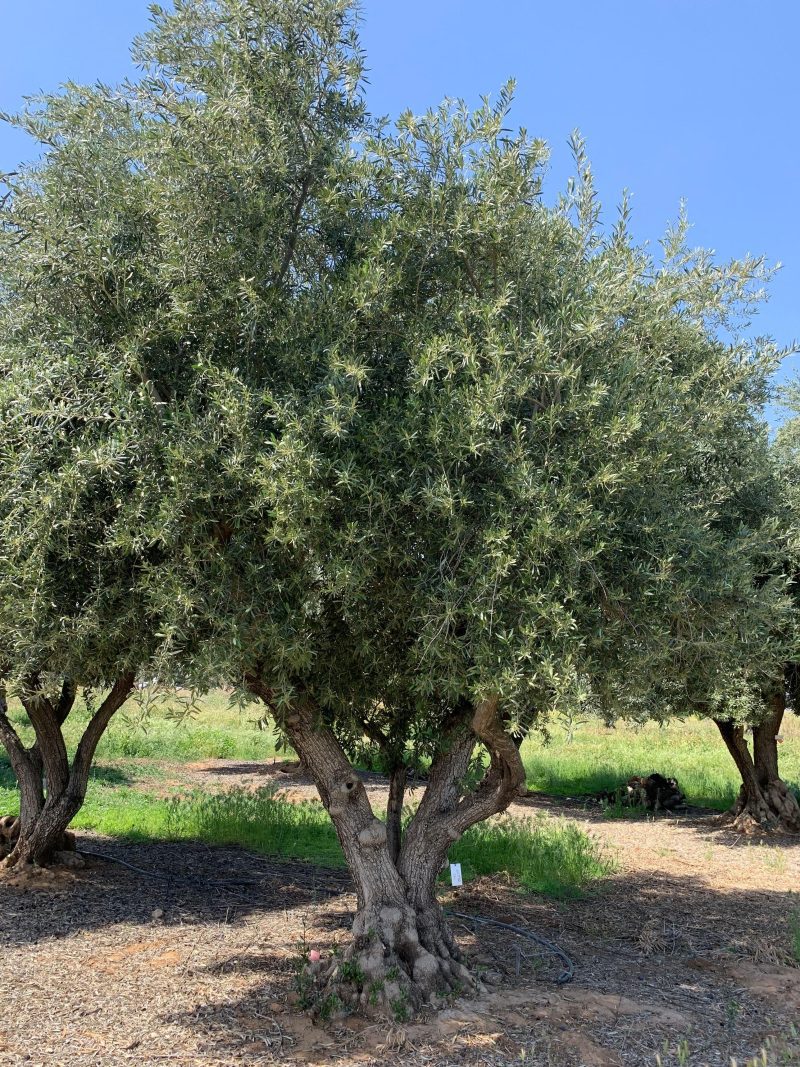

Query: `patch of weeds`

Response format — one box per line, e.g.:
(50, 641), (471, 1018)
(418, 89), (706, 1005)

(789, 905), (800, 964)
(317, 994), (342, 1022)
(600, 795), (649, 820)
(386, 966), (400, 981)
(761, 844), (788, 875)
(656, 1038), (691, 1067)
(339, 960), (365, 987)
(390, 991), (410, 1023)
(447, 813), (617, 898)
(742, 1023), (799, 1066)
(367, 979), (384, 1007)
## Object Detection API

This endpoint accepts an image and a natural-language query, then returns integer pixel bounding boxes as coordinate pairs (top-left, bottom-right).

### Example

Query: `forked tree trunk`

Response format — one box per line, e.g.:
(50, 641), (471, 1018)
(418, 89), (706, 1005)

(0, 675), (134, 868)
(715, 699), (800, 834)
(248, 680), (526, 1016)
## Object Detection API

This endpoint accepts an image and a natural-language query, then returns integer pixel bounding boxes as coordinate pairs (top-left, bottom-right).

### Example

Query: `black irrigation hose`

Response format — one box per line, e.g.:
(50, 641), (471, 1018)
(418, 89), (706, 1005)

(81, 849), (575, 985)
(448, 911), (574, 985)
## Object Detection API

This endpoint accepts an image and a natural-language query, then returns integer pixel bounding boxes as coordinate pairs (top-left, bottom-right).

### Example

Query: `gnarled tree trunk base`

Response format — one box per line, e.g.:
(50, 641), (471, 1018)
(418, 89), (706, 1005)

(716, 781), (800, 835)
(304, 898), (476, 1020)
(715, 710), (800, 835)
(0, 811), (78, 869)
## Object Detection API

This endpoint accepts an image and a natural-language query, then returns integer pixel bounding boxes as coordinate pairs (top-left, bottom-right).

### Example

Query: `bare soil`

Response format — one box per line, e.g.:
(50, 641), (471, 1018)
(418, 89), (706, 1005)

(1, 760), (799, 1067)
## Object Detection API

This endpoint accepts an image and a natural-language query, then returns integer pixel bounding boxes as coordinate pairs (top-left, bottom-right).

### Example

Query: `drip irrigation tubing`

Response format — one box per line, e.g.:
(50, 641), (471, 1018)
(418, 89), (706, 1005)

(80, 848), (574, 984)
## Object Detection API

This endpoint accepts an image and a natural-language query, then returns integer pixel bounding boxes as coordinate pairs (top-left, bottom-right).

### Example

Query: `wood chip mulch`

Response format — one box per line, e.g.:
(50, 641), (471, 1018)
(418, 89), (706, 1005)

(1, 813), (799, 1066)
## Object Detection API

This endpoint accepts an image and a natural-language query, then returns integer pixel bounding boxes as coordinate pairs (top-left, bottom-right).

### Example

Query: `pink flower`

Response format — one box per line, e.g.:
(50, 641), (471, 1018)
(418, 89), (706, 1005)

(309, 949), (321, 962)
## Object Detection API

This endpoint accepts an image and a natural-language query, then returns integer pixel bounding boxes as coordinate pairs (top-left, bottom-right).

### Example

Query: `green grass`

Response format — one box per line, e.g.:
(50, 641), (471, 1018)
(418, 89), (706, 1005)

(449, 814), (617, 897)
(99, 787), (611, 897)
(3, 688), (283, 762)
(8, 688), (793, 895)
(162, 789), (346, 866)
(519, 715), (800, 811)
(0, 765), (614, 897)
(790, 904), (800, 965)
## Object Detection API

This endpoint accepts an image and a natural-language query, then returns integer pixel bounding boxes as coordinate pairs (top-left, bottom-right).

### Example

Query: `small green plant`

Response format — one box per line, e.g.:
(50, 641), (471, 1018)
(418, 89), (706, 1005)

(789, 906), (800, 964)
(317, 994), (342, 1022)
(367, 979), (384, 1007)
(725, 997), (741, 1040)
(386, 966), (400, 981)
(390, 992), (410, 1023)
(339, 960), (365, 987)
(291, 940), (316, 1010)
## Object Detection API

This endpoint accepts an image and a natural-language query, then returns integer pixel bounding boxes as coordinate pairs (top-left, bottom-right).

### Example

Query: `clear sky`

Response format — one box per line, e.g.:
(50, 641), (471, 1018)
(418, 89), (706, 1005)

(2, 1), (798, 406)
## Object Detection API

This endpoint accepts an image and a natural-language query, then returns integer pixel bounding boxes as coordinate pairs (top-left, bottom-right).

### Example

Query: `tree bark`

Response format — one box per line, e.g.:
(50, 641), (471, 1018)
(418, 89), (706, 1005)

(715, 705), (800, 833)
(0, 688), (43, 845)
(398, 698), (527, 963)
(385, 763), (407, 865)
(2, 675), (134, 868)
(249, 681), (526, 1015)
(752, 693), (800, 833)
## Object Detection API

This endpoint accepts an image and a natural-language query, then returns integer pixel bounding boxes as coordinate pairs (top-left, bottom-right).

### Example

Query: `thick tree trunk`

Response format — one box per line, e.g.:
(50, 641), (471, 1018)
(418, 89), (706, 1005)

(12, 747), (44, 840)
(1, 675), (134, 868)
(0, 689), (43, 857)
(715, 707), (800, 833)
(249, 681), (525, 1016)
(752, 694), (800, 833)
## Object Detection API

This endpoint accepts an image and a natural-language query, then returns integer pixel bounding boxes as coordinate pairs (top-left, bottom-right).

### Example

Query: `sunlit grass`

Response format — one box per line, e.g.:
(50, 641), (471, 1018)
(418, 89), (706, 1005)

(2, 689), (797, 895)
(519, 715), (800, 811)
(449, 814), (617, 897)
(2, 688), (282, 762)
(0, 767), (614, 898)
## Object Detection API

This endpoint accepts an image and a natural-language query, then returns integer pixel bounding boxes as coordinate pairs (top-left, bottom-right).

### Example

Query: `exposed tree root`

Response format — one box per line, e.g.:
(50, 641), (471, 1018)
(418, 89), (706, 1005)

(716, 707), (800, 836)
(0, 814), (78, 869)
(301, 900), (477, 1020)
(717, 781), (800, 835)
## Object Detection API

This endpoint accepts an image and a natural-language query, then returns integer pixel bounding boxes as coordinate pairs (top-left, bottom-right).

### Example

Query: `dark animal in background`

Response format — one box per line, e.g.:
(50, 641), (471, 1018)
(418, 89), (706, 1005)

(601, 774), (685, 812)
(0, 814), (19, 858)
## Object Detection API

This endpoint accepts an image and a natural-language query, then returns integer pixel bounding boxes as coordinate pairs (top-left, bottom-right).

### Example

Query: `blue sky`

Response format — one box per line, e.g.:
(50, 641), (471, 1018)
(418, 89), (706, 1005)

(2, 1), (798, 405)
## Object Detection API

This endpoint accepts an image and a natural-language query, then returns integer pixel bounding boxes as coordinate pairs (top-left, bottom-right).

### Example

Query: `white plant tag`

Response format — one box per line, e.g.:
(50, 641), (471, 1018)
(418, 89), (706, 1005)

(449, 863), (463, 887)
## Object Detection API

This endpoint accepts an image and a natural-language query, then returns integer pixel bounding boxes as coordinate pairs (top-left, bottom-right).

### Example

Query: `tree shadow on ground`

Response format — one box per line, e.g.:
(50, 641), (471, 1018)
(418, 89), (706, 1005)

(0, 835), (353, 948)
(1, 827), (799, 1065)
(188, 761), (285, 776)
(164, 870), (800, 1067)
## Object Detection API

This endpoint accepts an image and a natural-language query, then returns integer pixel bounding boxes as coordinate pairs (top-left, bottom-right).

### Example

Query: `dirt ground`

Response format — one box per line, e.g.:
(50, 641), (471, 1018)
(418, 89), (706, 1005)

(1, 761), (799, 1067)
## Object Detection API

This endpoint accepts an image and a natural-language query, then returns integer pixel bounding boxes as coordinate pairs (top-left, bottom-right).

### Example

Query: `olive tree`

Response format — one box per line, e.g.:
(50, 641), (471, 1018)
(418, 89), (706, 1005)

(596, 422), (799, 832)
(0, 26), (203, 867)
(0, 0), (786, 1007)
